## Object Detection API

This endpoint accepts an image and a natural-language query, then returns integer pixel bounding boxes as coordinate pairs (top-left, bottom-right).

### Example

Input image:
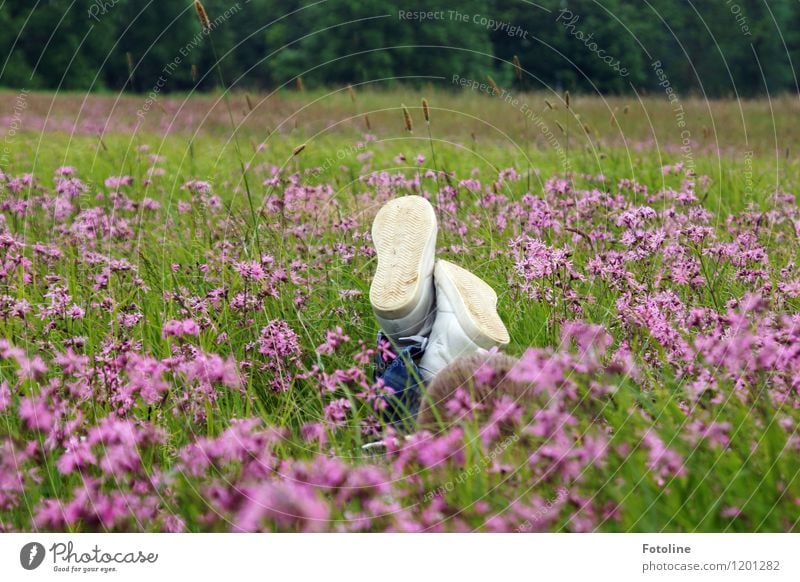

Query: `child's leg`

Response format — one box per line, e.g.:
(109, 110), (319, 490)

(373, 331), (427, 430)
(367, 196), (509, 429)
(368, 196), (437, 429)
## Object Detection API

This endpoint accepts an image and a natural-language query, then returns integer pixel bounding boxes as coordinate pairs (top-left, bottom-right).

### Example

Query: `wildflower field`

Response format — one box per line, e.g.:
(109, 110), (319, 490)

(1, 88), (800, 533)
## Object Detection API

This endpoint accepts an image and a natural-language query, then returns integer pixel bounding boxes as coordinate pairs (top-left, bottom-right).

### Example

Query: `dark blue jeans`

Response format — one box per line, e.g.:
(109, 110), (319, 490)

(373, 331), (427, 429)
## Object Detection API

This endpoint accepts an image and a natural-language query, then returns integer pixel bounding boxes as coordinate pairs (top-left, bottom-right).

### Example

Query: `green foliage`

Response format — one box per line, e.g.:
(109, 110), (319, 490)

(261, 0), (494, 87)
(1, 0), (800, 95)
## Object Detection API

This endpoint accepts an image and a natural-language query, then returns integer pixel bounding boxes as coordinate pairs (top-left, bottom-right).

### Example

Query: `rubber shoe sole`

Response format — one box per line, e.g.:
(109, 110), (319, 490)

(370, 196), (437, 320)
(435, 259), (510, 347)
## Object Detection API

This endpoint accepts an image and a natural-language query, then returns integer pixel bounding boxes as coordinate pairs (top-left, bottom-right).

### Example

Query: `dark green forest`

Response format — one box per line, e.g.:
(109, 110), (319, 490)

(1, 0), (798, 96)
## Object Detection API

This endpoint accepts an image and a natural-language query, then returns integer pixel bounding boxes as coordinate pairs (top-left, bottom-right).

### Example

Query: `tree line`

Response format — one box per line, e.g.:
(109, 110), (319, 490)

(1, 0), (798, 97)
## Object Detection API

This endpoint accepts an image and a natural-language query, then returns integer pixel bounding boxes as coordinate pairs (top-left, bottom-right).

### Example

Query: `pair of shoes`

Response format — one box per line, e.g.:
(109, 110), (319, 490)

(369, 196), (509, 382)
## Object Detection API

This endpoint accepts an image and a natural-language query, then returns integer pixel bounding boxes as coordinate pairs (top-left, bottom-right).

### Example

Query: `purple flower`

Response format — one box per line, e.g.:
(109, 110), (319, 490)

(324, 398), (352, 428)
(642, 431), (686, 486)
(19, 396), (56, 432)
(104, 175), (133, 189)
(56, 437), (97, 475)
(234, 481), (330, 532)
(0, 382), (10, 412)
(258, 320), (302, 359)
(162, 318), (201, 339)
(316, 326), (350, 355)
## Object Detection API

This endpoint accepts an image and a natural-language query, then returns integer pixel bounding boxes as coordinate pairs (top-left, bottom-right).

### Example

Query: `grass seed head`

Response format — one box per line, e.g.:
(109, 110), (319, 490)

(487, 75), (501, 96)
(194, 0), (211, 31)
(401, 104), (413, 133)
(421, 98), (430, 123)
(513, 55), (522, 81)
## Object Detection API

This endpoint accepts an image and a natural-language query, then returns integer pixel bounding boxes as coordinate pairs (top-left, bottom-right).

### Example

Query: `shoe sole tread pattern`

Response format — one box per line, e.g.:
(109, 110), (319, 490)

(370, 196), (436, 318)
(437, 260), (510, 347)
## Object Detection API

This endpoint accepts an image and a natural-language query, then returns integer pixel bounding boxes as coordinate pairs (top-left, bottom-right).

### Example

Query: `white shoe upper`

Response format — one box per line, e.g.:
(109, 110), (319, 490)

(374, 281), (436, 342)
(419, 260), (509, 382)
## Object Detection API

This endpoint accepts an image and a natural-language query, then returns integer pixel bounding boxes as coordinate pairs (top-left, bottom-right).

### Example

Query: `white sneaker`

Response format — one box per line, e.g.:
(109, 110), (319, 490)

(419, 260), (510, 381)
(370, 196), (437, 343)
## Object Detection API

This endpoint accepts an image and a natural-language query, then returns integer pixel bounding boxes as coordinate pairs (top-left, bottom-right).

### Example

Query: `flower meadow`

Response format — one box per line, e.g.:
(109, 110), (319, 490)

(1, 91), (800, 533)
